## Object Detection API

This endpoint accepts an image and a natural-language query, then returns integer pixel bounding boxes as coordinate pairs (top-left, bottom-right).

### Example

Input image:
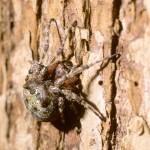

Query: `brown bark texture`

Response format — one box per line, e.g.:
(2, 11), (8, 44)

(0, 0), (150, 150)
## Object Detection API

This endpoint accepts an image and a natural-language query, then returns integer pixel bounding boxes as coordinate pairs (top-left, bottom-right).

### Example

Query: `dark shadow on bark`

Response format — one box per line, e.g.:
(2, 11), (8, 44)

(51, 101), (85, 133)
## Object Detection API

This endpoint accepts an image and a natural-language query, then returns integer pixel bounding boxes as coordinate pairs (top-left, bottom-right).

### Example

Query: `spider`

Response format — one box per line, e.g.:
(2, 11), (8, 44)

(23, 18), (119, 127)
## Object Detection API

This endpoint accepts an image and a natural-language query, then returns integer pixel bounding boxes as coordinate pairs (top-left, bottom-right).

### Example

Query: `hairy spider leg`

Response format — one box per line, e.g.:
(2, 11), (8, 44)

(55, 53), (120, 87)
(61, 89), (105, 120)
(40, 18), (62, 63)
(69, 53), (120, 75)
(49, 85), (105, 120)
(58, 97), (65, 123)
(47, 20), (77, 65)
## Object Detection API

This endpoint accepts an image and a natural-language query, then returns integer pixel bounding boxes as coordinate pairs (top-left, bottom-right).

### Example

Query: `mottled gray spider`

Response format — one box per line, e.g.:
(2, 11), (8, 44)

(23, 18), (119, 125)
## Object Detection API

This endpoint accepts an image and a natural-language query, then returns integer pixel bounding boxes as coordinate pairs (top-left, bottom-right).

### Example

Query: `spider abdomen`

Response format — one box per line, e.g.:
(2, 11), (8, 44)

(23, 78), (60, 122)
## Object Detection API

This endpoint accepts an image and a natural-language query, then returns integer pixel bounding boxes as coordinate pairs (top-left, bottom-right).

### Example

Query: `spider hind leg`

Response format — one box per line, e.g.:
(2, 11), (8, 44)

(61, 89), (106, 121)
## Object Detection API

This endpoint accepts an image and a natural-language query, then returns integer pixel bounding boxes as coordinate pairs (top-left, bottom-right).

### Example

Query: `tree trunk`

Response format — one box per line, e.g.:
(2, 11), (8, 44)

(1, 0), (150, 150)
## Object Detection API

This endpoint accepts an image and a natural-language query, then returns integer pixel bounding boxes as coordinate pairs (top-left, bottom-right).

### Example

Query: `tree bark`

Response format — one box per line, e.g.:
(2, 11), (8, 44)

(1, 0), (150, 150)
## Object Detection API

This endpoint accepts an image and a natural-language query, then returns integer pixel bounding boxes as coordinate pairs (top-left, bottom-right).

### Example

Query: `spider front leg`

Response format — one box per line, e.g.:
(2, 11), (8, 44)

(40, 18), (77, 64)
(55, 53), (120, 87)
(61, 89), (106, 121)
(49, 20), (77, 64)
(42, 18), (77, 66)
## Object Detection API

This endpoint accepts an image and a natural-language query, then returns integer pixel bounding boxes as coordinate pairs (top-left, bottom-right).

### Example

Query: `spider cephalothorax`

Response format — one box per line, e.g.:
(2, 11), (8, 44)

(23, 18), (119, 126)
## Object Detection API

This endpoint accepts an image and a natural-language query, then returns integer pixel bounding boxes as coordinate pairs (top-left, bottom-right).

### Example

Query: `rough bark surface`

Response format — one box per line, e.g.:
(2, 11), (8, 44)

(0, 0), (150, 150)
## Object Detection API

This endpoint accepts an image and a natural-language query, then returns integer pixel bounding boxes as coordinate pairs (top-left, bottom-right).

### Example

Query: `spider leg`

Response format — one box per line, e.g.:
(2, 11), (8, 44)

(48, 86), (105, 120)
(40, 18), (77, 64)
(61, 89), (105, 120)
(69, 53), (120, 76)
(58, 97), (65, 124)
(55, 53), (120, 87)
(40, 18), (62, 63)
(48, 20), (77, 65)
(48, 84), (105, 120)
